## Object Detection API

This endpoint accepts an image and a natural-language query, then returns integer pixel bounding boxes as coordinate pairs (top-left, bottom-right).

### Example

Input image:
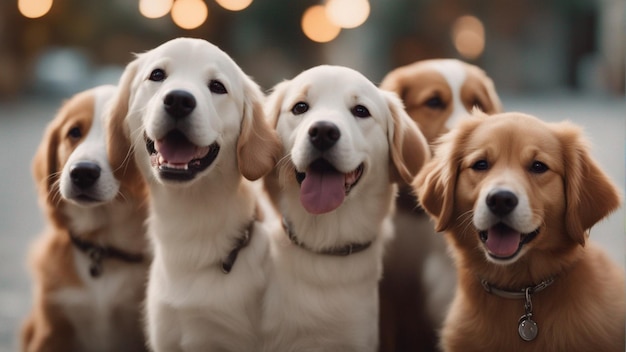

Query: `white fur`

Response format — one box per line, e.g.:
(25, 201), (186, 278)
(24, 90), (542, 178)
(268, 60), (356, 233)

(262, 65), (403, 351)
(430, 59), (468, 130)
(119, 38), (270, 351)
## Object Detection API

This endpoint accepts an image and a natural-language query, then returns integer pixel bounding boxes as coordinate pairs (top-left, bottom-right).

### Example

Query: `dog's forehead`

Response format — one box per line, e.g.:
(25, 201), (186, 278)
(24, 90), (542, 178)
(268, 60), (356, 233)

(286, 66), (384, 106)
(83, 85), (116, 139)
(92, 85), (116, 124)
(466, 114), (561, 156)
(140, 39), (242, 82)
(428, 60), (467, 89)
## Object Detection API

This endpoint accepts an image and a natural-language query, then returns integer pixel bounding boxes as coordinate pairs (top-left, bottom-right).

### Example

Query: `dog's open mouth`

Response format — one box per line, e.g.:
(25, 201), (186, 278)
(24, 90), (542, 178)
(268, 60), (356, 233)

(295, 158), (364, 214)
(479, 223), (540, 260)
(145, 130), (220, 181)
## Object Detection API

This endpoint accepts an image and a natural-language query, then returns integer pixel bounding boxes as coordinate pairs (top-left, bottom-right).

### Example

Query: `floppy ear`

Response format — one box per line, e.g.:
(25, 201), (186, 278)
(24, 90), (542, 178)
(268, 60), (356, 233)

(106, 58), (145, 196)
(236, 77), (282, 181)
(32, 118), (60, 205)
(557, 122), (621, 245)
(264, 80), (290, 128)
(261, 80), (290, 208)
(412, 134), (459, 232)
(467, 64), (503, 114)
(412, 115), (483, 232)
(385, 91), (429, 184)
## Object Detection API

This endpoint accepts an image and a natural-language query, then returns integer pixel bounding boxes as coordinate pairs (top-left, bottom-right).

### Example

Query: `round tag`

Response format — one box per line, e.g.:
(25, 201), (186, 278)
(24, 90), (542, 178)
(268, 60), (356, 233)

(518, 315), (538, 341)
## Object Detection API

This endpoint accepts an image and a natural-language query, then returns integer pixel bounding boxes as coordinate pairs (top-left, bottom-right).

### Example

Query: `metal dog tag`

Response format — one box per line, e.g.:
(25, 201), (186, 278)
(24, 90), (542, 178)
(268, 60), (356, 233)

(518, 315), (538, 341)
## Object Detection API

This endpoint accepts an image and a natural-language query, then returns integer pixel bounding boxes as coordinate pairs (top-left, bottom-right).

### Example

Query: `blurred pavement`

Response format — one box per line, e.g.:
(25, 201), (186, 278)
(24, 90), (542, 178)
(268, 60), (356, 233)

(0, 94), (624, 351)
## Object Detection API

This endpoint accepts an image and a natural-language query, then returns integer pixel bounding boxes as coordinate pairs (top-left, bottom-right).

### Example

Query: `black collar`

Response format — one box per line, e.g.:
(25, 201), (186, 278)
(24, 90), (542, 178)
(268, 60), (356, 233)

(220, 219), (255, 274)
(282, 217), (372, 256)
(68, 232), (144, 278)
(480, 277), (555, 299)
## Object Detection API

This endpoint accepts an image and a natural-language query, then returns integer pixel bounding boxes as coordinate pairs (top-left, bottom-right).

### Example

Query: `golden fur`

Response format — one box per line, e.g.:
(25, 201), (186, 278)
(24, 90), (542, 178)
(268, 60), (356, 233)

(414, 111), (624, 351)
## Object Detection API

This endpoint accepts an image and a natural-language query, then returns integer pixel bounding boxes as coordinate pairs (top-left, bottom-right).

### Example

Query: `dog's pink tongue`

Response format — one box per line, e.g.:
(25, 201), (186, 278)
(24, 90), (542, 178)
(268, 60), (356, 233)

(486, 225), (521, 257)
(156, 134), (197, 164)
(300, 168), (345, 214)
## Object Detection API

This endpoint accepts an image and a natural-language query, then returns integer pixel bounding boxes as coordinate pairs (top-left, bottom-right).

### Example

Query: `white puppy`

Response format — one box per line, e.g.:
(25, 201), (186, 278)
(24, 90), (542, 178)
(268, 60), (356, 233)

(107, 38), (281, 351)
(262, 65), (430, 352)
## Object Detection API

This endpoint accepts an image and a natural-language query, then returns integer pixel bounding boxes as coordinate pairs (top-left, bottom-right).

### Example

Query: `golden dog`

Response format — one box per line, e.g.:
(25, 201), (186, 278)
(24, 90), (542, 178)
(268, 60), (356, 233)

(415, 111), (624, 351)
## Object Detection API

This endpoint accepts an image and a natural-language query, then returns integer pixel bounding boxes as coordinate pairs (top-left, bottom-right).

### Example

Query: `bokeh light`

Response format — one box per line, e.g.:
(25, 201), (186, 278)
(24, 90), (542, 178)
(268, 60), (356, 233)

(139, 0), (173, 19)
(301, 5), (341, 43)
(451, 15), (485, 59)
(215, 0), (253, 11)
(325, 0), (370, 29)
(171, 0), (208, 30)
(18, 0), (53, 19)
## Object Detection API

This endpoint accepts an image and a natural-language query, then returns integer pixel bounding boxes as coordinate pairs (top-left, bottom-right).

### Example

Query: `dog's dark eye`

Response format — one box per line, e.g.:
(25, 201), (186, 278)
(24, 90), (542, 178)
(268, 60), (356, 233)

(209, 80), (227, 94)
(351, 105), (371, 118)
(149, 68), (166, 82)
(425, 96), (445, 109)
(67, 126), (82, 139)
(471, 160), (489, 171)
(529, 161), (549, 174)
(292, 102), (309, 115)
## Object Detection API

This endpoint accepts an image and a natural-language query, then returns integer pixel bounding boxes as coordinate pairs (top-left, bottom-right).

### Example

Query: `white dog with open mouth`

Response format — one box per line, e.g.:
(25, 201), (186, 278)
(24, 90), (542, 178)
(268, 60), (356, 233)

(107, 38), (281, 351)
(262, 65), (430, 351)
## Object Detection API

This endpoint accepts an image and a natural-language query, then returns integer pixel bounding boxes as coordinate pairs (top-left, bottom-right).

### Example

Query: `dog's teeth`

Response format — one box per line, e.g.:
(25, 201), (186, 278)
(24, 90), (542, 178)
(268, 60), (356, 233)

(172, 163), (188, 170)
(158, 156), (188, 170)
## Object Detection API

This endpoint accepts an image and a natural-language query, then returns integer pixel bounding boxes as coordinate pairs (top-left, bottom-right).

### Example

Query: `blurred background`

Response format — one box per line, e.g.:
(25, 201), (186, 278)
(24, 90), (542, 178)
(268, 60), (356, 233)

(0, 0), (624, 350)
(1, 0), (625, 97)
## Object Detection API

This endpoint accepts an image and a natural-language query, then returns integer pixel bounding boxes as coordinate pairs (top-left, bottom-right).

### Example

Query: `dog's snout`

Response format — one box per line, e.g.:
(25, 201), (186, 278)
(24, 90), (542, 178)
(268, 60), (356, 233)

(486, 189), (518, 217)
(70, 162), (101, 189)
(164, 90), (196, 119)
(308, 121), (340, 151)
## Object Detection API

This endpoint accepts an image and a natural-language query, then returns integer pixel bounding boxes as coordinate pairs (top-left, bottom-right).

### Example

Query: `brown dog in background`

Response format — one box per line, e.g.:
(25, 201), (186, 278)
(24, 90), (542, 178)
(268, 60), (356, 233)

(415, 111), (624, 351)
(378, 59), (502, 351)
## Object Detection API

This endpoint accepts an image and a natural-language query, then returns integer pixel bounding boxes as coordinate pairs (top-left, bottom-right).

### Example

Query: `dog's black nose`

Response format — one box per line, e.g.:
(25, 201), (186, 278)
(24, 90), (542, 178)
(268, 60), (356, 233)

(70, 162), (101, 189)
(164, 90), (196, 119)
(486, 189), (518, 217)
(308, 121), (340, 151)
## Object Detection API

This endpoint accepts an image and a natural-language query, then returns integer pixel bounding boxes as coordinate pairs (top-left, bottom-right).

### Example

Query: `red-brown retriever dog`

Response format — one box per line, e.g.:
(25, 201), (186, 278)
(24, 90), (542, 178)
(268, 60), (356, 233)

(414, 111), (624, 351)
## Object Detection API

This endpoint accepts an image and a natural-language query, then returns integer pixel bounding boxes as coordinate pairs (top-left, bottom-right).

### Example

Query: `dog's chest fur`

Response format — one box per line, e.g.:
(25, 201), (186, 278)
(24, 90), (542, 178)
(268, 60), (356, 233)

(144, 181), (268, 350)
(51, 249), (147, 352)
(261, 207), (392, 352)
(48, 200), (148, 351)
